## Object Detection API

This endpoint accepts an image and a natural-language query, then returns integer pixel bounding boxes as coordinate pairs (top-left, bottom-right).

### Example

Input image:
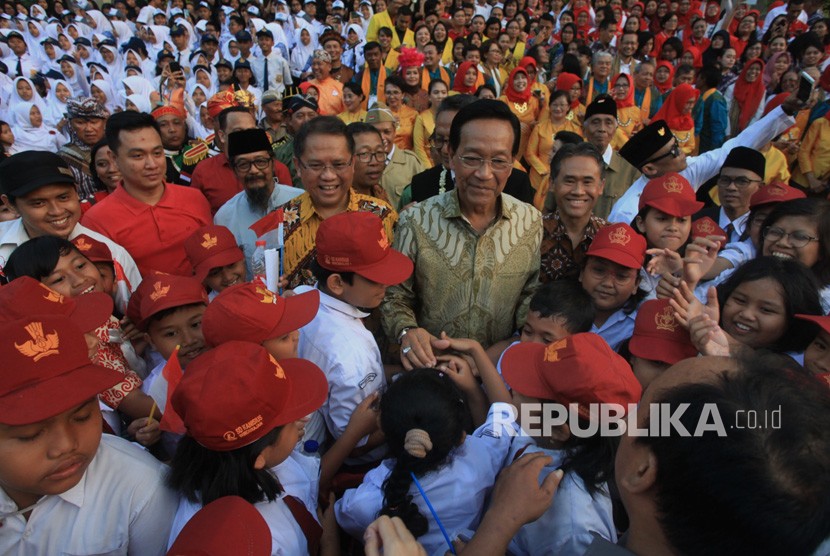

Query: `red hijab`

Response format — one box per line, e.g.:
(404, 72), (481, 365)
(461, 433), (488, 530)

(504, 67), (532, 103)
(652, 83), (699, 130)
(654, 61), (675, 94)
(555, 72), (582, 109)
(452, 61), (478, 94)
(704, 0), (721, 24)
(612, 73), (635, 108)
(733, 58), (766, 131)
(683, 47), (703, 69)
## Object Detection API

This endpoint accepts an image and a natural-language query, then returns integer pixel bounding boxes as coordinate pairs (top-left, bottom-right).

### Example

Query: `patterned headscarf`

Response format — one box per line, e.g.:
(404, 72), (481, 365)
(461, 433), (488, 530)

(65, 97), (108, 120)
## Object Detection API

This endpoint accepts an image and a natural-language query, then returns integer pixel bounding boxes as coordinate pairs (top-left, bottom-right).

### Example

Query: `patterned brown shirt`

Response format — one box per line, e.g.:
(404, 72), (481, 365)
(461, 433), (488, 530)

(540, 209), (607, 282)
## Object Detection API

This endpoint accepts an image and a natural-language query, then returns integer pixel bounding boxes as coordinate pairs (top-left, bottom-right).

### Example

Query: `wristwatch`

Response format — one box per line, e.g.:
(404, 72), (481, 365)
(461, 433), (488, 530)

(397, 327), (413, 345)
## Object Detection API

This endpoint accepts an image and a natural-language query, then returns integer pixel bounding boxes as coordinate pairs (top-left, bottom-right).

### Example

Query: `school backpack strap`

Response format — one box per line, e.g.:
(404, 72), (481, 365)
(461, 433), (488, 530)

(283, 494), (323, 555)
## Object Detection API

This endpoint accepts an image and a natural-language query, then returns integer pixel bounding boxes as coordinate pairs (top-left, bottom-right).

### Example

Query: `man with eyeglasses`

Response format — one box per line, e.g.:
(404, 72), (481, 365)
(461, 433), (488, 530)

(277, 117), (397, 289)
(692, 147), (765, 244)
(366, 102), (424, 209)
(214, 128), (304, 276)
(608, 92), (805, 225)
(381, 100), (542, 370)
(347, 123), (392, 203)
(399, 95), (535, 209)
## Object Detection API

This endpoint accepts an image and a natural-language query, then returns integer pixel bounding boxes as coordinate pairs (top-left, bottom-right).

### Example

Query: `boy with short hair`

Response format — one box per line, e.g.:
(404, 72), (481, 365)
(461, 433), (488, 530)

(183, 224), (247, 300)
(0, 315), (177, 555)
(297, 211), (413, 462)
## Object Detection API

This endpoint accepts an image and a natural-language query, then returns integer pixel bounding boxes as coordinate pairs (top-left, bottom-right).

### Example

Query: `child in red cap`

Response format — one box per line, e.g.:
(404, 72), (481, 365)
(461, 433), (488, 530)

(167, 341), (333, 556)
(167, 496), (271, 556)
(797, 314), (830, 382)
(579, 223), (647, 351)
(297, 211), (413, 464)
(0, 315), (178, 554)
(183, 225), (246, 300)
(499, 333), (642, 556)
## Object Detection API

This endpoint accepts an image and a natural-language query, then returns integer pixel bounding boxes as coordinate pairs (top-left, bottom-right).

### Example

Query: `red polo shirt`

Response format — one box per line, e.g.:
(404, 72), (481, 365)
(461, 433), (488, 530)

(190, 153), (294, 213)
(82, 183), (212, 276)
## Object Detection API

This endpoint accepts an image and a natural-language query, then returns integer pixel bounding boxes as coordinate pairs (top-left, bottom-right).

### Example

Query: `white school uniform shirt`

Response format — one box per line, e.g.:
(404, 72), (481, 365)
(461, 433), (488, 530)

(591, 308), (637, 352)
(167, 451), (319, 556)
(0, 434), (177, 556)
(0, 219), (143, 290)
(253, 50), (293, 95)
(296, 284), (386, 463)
(507, 442), (617, 556)
(607, 106), (796, 225)
(335, 403), (519, 555)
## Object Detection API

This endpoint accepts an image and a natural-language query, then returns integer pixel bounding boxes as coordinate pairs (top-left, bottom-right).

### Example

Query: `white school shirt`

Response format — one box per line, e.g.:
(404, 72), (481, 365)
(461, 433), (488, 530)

(0, 219), (143, 289)
(296, 285), (386, 463)
(716, 208), (750, 245)
(0, 435), (177, 556)
(335, 403), (519, 555)
(507, 442), (617, 556)
(591, 308), (637, 352)
(607, 106), (796, 225)
(167, 451), (319, 556)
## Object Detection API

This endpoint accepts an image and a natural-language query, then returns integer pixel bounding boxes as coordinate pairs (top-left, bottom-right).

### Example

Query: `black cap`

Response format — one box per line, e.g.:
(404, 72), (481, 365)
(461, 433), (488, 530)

(722, 146), (766, 179)
(0, 152), (76, 198)
(215, 58), (233, 69)
(284, 94), (318, 114)
(227, 128), (272, 159)
(58, 54), (76, 64)
(6, 30), (24, 41)
(619, 120), (674, 169)
(200, 33), (219, 44)
(156, 49), (175, 62)
(234, 58), (251, 70)
(235, 30), (253, 42)
(74, 37), (92, 47)
(41, 37), (59, 46)
(44, 69), (64, 80)
(256, 29), (273, 39)
(171, 25), (186, 37)
(584, 94), (617, 121)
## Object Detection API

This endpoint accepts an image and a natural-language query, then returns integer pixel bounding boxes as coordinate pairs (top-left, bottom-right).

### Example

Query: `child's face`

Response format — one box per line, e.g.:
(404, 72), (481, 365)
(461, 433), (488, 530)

(721, 277), (787, 349)
(0, 398), (101, 509)
(804, 329), (830, 376)
(340, 274), (388, 310)
(580, 257), (641, 316)
(262, 330), (300, 360)
(761, 215), (821, 268)
(636, 208), (691, 251)
(94, 262), (115, 295)
(43, 251), (105, 298)
(0, 123), (14, 146)
(29, 105), (42, 128)
(203, 259), (246, 293)
(146, 305), (207, 367)
(520, 311), (571, 344)
(630, 355), (670, 390)
(16, 79), (33, 100)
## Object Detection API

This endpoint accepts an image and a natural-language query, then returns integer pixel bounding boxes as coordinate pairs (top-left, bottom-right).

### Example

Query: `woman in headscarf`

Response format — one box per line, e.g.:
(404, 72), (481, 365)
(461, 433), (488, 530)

(125, 93), (153, 113)
(651, 83), (699, 154)
(10, 101), (65, 152)
(9, 76), (47, 114)
(59, 55), (90, 97)
(763, 51), (792, 95)
(611, 73), (642, 140)
(653, 60), (675, 97)
(343, 22), (366, 73)
(90, 79), (120, 114)
(451, 61), (481, 95)
(98, 44), (125, 88)
(499, 66), (541, 159)
(43, 78), (72, 132)
(725, 58), (766, 136)
(398, 47), (429, 112)
(289, 26), (315, 82)
(555, 71), (586, 123)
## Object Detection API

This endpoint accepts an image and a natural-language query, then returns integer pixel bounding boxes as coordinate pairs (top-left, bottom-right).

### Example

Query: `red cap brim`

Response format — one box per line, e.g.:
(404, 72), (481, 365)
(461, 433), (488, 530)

(796, 314), (830, 335)
(267, 289), (320, 340)
(269, 358), (328, 427)
(588, 248), (644, 269)
(645, 197), (705, 218)
(629, 334), (698, 365)
(351, 249), (414, 286)
(0, 361), (121, 425)
(500, 342), (552, 399)
(193, 247), (245, 283)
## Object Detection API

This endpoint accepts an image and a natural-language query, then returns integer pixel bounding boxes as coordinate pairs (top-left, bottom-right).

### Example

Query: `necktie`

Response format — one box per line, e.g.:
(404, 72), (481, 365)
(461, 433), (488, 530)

(263, 57), (269, 90)
(725, 223), (735, 242)
(15, 57), (22, 77)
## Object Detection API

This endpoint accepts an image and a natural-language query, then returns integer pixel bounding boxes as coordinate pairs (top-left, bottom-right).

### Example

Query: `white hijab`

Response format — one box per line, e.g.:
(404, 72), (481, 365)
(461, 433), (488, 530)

(91, 79), (119, 113)
(10, 101), (62, 152)
(9, 77), (47, 114)
(126, 93), (153, 113)
(43, 78), (71, 128)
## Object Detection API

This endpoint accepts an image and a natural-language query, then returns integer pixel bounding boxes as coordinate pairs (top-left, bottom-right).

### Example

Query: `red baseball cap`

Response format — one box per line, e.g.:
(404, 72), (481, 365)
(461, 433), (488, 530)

(0, 277), (113, 332)
(638, 173), (704, 217)
(136, 275), (209, 331)
(125, 270), (167, 326)
(72, 234), (114, 264)
(690, 216), (727, 245)
(315, 212), (413, 286)
(184, 225), (245, 283)
(629, 299), (698, 365)
(201, 283), (320, 346)
(586, 223), (647, 269)
(795, 314), (830, 335)
(501, 333), (641, 421)
(167, 496), (271, 556)
(0, 316), (122, 425)
(171, 341), (328, 451)
(749, 181), (806, 209)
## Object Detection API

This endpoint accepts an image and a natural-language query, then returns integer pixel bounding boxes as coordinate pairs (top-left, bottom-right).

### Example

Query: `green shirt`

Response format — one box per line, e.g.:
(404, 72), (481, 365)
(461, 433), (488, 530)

(380, 189), (542, 347)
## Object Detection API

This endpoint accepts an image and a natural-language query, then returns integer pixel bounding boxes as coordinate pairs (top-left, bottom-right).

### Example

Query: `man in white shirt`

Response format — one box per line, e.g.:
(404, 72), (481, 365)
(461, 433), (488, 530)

(4, 30), (41, 77)
(0, 151), (142, 288)
(254, 28), (293, 95)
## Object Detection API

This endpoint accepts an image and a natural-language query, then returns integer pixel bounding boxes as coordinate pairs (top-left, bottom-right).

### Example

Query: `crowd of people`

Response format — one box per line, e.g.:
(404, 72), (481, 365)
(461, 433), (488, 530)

(1, 0), (830, 554)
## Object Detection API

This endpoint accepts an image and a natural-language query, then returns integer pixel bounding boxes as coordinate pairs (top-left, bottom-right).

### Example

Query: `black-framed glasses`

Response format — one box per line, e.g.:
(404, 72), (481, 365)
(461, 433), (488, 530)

(716, 175), (763, 188)
(355, 150), (387, 163)
(297, 157), (353, 173)
(762, 226), (818, 248)
(455, 154), (513, 171)
(234, 157), (271, 173)
(644, 139), (680, 165)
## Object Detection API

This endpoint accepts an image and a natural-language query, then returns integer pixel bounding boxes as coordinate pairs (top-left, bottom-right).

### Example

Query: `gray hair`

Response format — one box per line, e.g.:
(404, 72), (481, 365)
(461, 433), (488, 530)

(551, 142), (606, 182)
(592, 51), (613, 65)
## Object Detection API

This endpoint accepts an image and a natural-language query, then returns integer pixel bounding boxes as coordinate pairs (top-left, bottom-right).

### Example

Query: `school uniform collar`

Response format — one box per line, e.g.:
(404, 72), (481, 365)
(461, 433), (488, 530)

(440, 188), (512, 222)
(717, 208), (750, 236)
(56, 470), (87, 508)
(313, 284), (370, 319)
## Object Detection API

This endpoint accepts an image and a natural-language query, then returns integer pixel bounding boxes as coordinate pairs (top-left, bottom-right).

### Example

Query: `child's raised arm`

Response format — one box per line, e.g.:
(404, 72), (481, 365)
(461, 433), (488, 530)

(433, 333), (513, 406)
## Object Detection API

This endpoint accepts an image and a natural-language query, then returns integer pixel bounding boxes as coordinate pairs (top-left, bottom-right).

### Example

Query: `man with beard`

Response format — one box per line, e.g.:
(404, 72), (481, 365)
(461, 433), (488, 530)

(214, 128), (303, 275)
(58, 98), (108, 202)
(151, 104), (195, 185)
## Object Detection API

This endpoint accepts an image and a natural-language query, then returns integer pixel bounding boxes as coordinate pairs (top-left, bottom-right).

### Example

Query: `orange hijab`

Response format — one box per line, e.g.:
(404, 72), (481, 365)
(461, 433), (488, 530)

(453, 61), (478, 94)
(733, 58), (766, 131)
(612, 73), (635, 108)
(652, 83), (699, 130)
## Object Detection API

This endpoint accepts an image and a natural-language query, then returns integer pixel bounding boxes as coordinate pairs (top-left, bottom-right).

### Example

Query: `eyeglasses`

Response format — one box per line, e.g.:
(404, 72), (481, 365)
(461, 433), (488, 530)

(234, 157), (271, 172)
(355, 150), (387, 163)
(455, 154), (513, 171)
(762, 226), (818, 248)
(643, 140), (681, 164)
(428, 135), (448, 149)
(297, 158), (353, 173)
(716, 175), (763, 188)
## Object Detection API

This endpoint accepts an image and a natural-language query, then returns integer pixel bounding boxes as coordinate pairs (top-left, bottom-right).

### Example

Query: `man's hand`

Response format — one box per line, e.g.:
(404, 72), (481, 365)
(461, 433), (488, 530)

(400, 327), (439, 370)
(364, 516), (427, 556)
